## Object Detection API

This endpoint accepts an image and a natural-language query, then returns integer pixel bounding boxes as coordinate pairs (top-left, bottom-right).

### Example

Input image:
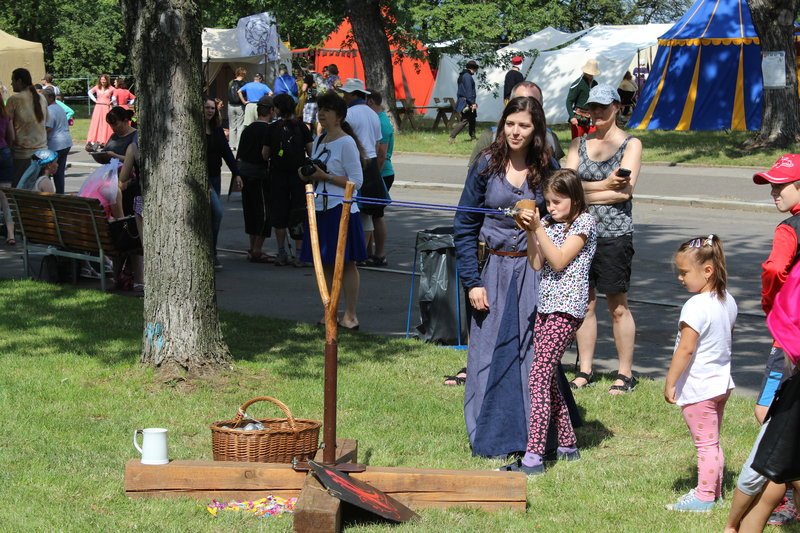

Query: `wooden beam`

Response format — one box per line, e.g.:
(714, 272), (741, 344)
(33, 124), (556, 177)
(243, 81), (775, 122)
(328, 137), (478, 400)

(124, 449), (527, 512)
(126, 439), (359, 496)
(125, 460), (305, 493)
(293, 474), (341, 533)
(351, 467), (527, 511)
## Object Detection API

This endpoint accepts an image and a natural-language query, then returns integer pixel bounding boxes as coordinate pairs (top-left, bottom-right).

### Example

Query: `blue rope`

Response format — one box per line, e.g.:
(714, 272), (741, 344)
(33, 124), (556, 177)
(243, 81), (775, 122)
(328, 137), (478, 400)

(306, 191), (513, 216)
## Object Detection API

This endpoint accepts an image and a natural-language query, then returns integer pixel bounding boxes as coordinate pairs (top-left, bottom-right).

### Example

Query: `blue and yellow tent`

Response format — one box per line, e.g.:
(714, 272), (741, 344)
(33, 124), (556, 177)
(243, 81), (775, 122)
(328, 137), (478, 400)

(628, 0), (762, 131)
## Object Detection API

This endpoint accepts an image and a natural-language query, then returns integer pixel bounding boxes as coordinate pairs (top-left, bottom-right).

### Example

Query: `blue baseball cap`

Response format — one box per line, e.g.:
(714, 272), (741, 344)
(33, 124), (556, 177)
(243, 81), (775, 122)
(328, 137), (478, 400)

(33, 149), (58, 165)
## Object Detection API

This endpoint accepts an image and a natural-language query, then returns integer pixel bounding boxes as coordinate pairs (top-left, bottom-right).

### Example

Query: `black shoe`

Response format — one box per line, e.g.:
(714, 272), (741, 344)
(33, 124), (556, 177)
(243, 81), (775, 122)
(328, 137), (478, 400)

(364, 256), (388, 267)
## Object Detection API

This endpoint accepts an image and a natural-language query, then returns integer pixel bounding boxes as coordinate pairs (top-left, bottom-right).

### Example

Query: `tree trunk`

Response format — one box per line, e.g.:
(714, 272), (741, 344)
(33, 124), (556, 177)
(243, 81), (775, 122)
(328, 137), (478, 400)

(344, 0), (399, 128)
(749, 0), (800, 146)
(119, 0), (231, 373)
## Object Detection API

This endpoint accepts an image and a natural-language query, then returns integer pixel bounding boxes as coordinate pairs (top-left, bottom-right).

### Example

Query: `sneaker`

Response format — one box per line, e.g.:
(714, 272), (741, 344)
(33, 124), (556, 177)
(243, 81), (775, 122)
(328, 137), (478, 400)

(768, 497), (798, 526)
(214, 256), (223, 271)
(666, 490), (715, 513)
(274, 250), (290, 266)
(293, 257), (310, 268)
(80, 266), (101, 279)
(556, 447), (581, 461)
(496, 459), (544, 476)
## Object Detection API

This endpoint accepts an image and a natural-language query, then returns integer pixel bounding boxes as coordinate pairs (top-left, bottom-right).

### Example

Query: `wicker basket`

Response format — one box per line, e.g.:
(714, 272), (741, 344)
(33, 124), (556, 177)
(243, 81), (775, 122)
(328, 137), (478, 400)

(210, 396), (321, 463)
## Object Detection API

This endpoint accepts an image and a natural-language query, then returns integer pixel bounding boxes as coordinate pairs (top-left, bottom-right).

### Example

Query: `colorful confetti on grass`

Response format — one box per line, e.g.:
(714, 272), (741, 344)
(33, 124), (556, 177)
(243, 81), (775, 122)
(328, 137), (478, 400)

(206, 495), (297, 518)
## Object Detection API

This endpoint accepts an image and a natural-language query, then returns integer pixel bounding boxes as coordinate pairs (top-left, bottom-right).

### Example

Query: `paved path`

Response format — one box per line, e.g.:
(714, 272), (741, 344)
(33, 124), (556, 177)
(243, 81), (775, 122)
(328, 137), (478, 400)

(0, 149), (785, 396)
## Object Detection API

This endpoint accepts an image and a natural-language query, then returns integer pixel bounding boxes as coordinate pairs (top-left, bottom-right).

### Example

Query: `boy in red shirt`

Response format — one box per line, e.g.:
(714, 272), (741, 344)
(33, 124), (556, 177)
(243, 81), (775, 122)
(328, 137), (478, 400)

(725, 155), (800, 530)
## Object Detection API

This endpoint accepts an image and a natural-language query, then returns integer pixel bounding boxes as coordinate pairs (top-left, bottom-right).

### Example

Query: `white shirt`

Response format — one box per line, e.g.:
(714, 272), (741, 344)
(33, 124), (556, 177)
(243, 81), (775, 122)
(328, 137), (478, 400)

(311, 135), (363, 213)
(45, 103), (72, 152)
(345, 103), (381, 159)
(674, 291), (737, 405)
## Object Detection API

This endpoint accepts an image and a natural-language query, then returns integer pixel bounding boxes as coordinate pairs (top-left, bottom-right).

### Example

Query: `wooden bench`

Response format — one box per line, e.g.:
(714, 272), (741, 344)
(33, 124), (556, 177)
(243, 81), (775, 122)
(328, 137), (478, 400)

(2, 188), (128, 290)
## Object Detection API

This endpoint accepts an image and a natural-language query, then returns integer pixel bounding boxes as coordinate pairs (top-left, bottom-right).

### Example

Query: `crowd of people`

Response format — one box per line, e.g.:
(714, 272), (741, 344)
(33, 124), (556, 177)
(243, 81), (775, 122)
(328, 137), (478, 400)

(448, 56), (800, 530)
(1, 58), (799, 529)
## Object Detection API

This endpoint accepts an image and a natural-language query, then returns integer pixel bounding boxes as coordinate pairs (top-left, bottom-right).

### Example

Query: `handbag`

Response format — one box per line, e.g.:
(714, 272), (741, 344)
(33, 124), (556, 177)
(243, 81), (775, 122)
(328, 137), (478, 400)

(751, 371), (800, 483)
(109, 216), (142, 252)
(356, 159), (391, 214)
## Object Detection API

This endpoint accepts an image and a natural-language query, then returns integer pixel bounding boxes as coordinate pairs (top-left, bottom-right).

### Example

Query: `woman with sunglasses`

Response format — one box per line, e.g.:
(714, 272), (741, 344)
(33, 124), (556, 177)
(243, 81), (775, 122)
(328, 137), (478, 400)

(565, 84), (643, 395)
(298, 91), (367, 330)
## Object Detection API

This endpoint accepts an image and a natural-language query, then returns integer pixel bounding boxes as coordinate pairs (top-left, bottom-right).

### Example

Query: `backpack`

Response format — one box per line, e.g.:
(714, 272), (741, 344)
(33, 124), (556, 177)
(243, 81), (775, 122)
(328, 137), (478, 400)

(274, 118), (307, 171)
(228, 80), (242, 104)
(767, 215), (800, 363)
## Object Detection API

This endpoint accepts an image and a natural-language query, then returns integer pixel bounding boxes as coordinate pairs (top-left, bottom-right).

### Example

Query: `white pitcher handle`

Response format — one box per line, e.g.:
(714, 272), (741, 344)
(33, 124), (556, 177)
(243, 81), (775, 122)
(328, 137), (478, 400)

(133, 429), (143, 455)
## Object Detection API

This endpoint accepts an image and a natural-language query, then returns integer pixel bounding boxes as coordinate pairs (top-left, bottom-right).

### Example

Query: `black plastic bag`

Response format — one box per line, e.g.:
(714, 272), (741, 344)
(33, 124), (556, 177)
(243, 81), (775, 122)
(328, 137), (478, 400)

(109, 216), (142, 252)
(752, 372), (800, 483)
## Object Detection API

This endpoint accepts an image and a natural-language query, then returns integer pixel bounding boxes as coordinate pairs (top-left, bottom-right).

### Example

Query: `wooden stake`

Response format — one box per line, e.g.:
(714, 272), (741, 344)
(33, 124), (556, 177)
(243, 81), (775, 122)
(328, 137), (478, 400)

(304, 181), (356, 465)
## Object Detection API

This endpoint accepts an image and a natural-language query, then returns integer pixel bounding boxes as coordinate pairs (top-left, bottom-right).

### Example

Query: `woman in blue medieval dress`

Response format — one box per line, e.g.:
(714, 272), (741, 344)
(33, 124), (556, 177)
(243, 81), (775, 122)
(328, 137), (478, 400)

(454, 96), (580, 458)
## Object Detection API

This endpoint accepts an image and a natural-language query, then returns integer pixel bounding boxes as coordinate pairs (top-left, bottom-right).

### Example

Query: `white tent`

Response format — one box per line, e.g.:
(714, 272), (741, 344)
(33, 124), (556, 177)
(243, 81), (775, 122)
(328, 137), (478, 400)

(528, 24), (671, 124)
(202, 27), (292, 87)
(425, 27), (589, 121)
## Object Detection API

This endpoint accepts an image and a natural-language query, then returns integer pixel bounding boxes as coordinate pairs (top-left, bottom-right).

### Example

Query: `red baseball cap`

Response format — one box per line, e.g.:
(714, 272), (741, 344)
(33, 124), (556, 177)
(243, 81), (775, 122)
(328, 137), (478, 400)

(511, 56), (523, 65)
(753, 154), (800, 184)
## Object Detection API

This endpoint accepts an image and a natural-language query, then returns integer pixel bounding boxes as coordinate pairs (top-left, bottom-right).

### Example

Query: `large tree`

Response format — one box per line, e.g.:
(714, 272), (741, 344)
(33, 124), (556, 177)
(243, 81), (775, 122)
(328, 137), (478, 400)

(119, 0), (231, 372)
(749, 0), (800, 146)
(344, 0), (397, 118)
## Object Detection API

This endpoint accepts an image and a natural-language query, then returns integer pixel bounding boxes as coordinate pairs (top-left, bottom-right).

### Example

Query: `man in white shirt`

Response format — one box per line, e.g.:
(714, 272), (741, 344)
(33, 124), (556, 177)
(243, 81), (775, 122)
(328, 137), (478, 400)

(340, 78), (383, 255)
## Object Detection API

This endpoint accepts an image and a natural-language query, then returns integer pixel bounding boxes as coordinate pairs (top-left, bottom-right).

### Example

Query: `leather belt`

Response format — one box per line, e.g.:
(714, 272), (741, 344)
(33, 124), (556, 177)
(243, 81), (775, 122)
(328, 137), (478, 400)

(488, 249), (526, 257)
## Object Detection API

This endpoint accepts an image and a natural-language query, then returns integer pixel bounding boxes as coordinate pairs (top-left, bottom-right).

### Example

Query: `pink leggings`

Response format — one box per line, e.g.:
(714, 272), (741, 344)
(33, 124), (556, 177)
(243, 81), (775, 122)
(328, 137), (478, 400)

(681, 391), (730, 502)
(526, 312), (582, 455)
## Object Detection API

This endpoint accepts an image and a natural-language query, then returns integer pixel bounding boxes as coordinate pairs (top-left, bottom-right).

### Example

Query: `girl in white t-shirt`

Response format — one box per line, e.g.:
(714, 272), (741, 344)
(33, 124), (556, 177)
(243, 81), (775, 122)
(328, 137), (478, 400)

(665, 234), (737, 513)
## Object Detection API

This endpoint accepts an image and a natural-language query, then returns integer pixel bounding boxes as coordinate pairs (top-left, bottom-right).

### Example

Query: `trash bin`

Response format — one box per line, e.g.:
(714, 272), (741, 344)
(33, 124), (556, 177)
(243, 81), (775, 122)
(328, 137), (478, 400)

(412, 226), (468, 345)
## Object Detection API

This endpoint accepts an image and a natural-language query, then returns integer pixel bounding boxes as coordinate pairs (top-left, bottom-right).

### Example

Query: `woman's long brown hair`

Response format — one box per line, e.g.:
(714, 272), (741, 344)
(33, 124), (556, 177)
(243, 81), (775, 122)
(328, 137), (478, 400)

(480, 96), (550, 192)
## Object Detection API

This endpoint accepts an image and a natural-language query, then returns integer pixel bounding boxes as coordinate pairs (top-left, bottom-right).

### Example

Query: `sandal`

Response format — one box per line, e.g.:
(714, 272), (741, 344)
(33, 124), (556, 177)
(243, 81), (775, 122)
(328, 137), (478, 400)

(443, 367), (467, 386)
(5, 237), (16, 246)
(570, 371), (594, 390)
(609, 373), (638, 395)
(246, 252), (273, 264)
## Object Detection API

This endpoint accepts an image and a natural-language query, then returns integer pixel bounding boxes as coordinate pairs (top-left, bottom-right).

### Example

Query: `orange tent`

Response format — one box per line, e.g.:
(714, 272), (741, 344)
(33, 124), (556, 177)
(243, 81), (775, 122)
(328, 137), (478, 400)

(293, 19), (435, 110)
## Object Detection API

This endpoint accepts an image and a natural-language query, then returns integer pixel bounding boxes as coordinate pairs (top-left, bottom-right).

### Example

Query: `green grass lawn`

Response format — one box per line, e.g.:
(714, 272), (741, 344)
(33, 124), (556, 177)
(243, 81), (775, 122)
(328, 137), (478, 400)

(393, 119), (800, 168)
(0, 279), (794, 531)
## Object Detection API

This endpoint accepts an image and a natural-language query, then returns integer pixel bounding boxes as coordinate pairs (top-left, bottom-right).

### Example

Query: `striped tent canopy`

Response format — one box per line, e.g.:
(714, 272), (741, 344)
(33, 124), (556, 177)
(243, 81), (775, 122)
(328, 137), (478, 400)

(628, 0), (763, 131)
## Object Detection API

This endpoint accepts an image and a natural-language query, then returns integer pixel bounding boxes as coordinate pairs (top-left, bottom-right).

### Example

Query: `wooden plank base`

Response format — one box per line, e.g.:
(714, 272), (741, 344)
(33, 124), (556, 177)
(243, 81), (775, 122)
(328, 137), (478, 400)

(124, 439), (526, 513)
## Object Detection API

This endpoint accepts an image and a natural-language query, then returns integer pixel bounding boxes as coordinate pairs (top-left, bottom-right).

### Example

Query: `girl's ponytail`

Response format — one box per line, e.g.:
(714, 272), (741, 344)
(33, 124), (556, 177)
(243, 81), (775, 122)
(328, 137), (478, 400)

(677, 234), (728, 299)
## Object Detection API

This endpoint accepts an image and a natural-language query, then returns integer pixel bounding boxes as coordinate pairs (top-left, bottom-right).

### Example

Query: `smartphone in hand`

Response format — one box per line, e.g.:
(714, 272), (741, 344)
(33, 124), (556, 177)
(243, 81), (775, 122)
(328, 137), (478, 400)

(616, 167), (632, 178)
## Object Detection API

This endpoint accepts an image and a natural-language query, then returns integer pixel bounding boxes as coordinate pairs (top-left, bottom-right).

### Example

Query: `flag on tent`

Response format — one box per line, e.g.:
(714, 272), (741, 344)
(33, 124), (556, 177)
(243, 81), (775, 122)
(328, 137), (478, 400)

(236, 12), (281, 61)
